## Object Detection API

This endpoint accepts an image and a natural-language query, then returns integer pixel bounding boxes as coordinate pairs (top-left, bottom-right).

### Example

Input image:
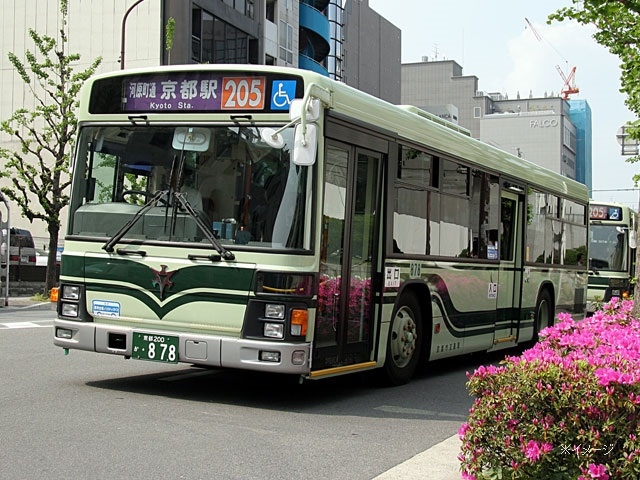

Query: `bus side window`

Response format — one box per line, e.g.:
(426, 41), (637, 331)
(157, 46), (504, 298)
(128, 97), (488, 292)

(500, 198), (516, 261)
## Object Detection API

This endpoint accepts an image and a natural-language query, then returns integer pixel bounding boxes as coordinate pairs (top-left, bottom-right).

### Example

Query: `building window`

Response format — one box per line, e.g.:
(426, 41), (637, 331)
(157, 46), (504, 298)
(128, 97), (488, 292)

(192, 8), (202, 61)
(279, 21), (293, 64)
(326, 0), (344, 80)
(473, 106), (481, 118)
(266, 0), (276, 22)
(223, 0), (255, 19)
(192, 6), (255, 64)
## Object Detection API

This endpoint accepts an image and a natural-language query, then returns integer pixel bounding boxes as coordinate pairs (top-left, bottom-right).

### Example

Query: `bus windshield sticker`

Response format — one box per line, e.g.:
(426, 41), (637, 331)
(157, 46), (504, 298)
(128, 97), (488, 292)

(92, 300), (121, 318)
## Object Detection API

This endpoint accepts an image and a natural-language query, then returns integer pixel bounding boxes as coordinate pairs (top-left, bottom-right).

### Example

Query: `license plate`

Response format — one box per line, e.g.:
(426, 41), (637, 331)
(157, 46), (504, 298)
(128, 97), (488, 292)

(132, 332), (179, 363)
(612, 289), (621, 297)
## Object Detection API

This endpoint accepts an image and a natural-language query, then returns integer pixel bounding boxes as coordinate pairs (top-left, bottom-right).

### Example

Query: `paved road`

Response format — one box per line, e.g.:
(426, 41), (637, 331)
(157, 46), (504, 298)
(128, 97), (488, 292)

(0, 304), (493, 479)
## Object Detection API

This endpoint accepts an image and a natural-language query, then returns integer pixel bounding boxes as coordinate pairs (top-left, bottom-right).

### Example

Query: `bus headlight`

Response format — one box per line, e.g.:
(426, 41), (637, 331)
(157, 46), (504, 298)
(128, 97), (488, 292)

(61, 303), (79, 317)
(264, 322), (284, 339)
(265, 303), (285, 319)
(56, 327), (73, 339)
(259, 351), (281, 362)
(62, 285), (80, 300)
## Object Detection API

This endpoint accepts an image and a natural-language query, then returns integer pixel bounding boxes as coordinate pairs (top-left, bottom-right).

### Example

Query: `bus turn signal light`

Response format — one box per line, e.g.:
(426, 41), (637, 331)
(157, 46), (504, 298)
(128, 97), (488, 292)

(290, 309), (308, 336)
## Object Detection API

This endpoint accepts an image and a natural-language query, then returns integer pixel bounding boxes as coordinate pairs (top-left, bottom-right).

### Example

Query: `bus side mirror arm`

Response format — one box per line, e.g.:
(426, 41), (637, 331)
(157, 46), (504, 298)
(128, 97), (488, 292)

(260, 83), (331, 166)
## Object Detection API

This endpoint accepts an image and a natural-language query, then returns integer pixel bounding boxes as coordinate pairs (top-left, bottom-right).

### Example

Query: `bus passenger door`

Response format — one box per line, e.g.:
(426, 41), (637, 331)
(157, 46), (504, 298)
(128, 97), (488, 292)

(492, 189), (524, 349)
(312, 141), (381, 372)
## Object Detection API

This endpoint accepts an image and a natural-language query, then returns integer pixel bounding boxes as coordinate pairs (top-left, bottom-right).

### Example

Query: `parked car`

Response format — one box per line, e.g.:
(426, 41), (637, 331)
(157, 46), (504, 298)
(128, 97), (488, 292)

(35, 247), (62, 267)
(35, 248), (48, 266)
(1, 228), (36, 266)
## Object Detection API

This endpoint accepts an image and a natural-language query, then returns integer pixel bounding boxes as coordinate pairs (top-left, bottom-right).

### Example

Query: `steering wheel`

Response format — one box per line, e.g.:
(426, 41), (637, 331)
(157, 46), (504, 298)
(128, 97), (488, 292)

(122, 190), (172, 206)
(122, 190), (152, 203)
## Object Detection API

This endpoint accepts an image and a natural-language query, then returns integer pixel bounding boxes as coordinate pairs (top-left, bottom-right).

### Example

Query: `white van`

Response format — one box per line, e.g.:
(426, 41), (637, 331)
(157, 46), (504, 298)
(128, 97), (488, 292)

(1, 228), (36, 266)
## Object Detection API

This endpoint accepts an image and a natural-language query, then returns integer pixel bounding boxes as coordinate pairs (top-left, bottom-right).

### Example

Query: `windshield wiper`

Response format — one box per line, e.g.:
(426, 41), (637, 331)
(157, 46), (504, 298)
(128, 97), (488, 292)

(172, 192), (235, 261)
(102, 190), (168, 253)
(102, 189), (234, 261)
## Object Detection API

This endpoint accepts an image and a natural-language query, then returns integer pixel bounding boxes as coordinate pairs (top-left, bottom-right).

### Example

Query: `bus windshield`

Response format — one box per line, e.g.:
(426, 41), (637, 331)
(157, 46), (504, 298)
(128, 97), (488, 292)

(589, 224), (628, 271)
(68, 124), (311, 250)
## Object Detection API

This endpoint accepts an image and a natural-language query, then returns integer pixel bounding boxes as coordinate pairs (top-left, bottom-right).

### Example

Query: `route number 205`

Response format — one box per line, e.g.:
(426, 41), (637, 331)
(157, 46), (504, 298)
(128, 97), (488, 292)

(222, 77), (266, 110)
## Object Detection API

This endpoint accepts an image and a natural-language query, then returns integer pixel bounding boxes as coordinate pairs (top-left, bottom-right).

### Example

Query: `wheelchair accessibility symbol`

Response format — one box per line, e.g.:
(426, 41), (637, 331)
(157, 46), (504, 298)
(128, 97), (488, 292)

(270, 80), (297, 110)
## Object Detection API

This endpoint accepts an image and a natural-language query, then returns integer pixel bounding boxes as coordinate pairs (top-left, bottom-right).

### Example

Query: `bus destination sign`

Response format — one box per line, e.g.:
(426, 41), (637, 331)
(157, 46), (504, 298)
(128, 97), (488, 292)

(122, 73), (299, 113)
(88, 70), (304, 114)
(589, 205), (623, 221)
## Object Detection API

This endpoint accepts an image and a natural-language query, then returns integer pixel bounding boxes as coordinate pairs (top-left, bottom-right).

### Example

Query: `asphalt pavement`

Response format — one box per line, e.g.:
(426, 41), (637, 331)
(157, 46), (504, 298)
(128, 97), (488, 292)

(0, 295), (464, 479)
(372, 434), (462, 479)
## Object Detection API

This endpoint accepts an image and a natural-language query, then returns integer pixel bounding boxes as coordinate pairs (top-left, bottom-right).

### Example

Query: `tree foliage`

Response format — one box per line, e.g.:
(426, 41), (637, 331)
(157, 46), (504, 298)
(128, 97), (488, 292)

(549, 1), (640, 169)
(0, 0), (102, 293)
(549, 1), (640, 316)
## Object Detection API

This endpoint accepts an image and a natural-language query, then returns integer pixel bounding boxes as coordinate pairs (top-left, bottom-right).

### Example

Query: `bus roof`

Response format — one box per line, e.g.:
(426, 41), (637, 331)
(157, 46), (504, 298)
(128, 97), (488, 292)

(80, 64), (589, 203)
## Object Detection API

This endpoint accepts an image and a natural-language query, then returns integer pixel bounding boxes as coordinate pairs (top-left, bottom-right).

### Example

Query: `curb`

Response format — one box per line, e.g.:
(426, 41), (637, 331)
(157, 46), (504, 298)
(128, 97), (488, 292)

(372, 434), (462, 480)
(0, 300), (55, 312)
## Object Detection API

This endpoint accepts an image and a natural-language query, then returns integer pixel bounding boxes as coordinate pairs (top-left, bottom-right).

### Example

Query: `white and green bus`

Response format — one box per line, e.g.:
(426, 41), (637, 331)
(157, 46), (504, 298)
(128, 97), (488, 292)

(587, 201), (637, 314)
(53, 65), (589, 384)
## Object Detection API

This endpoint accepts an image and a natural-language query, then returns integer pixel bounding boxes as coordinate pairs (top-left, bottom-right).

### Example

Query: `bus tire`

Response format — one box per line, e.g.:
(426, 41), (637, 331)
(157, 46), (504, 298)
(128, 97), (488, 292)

(533, 289), (553, 344)
(382, 293), (422, 386)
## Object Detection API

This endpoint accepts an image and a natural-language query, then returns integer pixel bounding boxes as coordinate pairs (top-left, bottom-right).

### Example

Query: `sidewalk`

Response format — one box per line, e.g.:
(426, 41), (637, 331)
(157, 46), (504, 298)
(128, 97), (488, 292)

(0, 295), (55, 311)
(373, 434), (462, 480)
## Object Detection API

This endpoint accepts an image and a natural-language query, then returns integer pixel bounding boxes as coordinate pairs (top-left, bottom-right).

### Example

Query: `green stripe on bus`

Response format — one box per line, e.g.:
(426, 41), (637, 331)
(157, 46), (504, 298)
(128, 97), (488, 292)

(87, 283), (247, 318)
(64, 255), (254, 293)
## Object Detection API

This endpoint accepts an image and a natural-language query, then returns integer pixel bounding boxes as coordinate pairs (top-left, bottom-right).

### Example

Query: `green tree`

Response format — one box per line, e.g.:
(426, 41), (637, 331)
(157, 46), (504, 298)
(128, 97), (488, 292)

(165, 17), (176, 64)
(0, 0), (102, 294)
(549, 1), (640, 315)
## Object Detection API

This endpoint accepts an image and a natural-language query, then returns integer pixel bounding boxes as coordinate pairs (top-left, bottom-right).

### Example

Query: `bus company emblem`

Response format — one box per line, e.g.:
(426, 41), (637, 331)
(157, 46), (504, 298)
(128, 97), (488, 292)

(150, 265), (176, 300)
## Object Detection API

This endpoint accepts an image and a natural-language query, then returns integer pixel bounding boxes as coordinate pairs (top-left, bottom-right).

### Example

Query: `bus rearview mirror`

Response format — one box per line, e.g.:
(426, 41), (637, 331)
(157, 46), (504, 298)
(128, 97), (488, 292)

(293, 123), (317, 166)
(260, 127), (285, 149)
(172, 127), (211, 152)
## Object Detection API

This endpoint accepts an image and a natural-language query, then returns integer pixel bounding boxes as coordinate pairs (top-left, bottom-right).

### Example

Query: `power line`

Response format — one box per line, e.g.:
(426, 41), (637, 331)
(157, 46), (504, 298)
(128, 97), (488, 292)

(590, 188), (639, 193)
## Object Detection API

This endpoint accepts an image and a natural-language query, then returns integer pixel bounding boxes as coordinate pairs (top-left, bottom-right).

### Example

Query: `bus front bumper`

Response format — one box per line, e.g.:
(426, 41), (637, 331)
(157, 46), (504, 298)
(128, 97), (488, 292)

(53, 319), (311, 375)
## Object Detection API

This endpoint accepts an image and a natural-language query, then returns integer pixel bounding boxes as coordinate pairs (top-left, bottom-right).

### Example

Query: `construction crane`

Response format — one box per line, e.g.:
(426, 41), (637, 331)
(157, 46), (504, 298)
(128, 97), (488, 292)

(555, 65), (579, 100)
(524, 17), (579, 99)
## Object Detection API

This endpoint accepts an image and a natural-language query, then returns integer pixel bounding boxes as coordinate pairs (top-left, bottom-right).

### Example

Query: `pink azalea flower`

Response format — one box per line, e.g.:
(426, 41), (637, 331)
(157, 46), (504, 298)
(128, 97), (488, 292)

(523, 440), (549, 461)
(586, 463), (609, 479)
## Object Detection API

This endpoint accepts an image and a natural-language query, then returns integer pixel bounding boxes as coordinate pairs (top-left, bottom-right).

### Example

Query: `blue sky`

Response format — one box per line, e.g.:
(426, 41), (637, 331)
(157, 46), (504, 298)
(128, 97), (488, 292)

(369, 0), (638, 209)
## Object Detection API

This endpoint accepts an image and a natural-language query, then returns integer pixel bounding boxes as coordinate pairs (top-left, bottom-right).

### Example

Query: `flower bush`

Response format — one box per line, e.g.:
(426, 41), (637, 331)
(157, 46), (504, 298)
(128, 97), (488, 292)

(459, 298), (640, 479)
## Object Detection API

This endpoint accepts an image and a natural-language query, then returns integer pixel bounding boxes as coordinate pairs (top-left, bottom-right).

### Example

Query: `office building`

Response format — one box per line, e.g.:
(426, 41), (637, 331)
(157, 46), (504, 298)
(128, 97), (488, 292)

(0, 0), (400, 243)
(401, 59), (592, 190)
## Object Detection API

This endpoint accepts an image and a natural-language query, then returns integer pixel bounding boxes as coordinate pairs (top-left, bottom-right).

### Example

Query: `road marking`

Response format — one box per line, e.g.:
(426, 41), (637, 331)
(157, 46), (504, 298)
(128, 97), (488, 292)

(375, 405), (467, 419)
(0, 321), (52, 329)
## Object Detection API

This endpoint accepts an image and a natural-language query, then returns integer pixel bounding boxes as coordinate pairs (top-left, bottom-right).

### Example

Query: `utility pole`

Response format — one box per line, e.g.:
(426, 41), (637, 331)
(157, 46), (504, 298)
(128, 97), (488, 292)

(616, 124), (640, 316)
(120, 0), (146, 70)
(0, 194), (9, 306)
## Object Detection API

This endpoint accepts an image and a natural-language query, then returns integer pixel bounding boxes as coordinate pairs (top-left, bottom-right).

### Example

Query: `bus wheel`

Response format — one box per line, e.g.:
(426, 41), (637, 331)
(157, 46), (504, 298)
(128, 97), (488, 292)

(382, 293), (422, 385)
(533, 289), (553, 344)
